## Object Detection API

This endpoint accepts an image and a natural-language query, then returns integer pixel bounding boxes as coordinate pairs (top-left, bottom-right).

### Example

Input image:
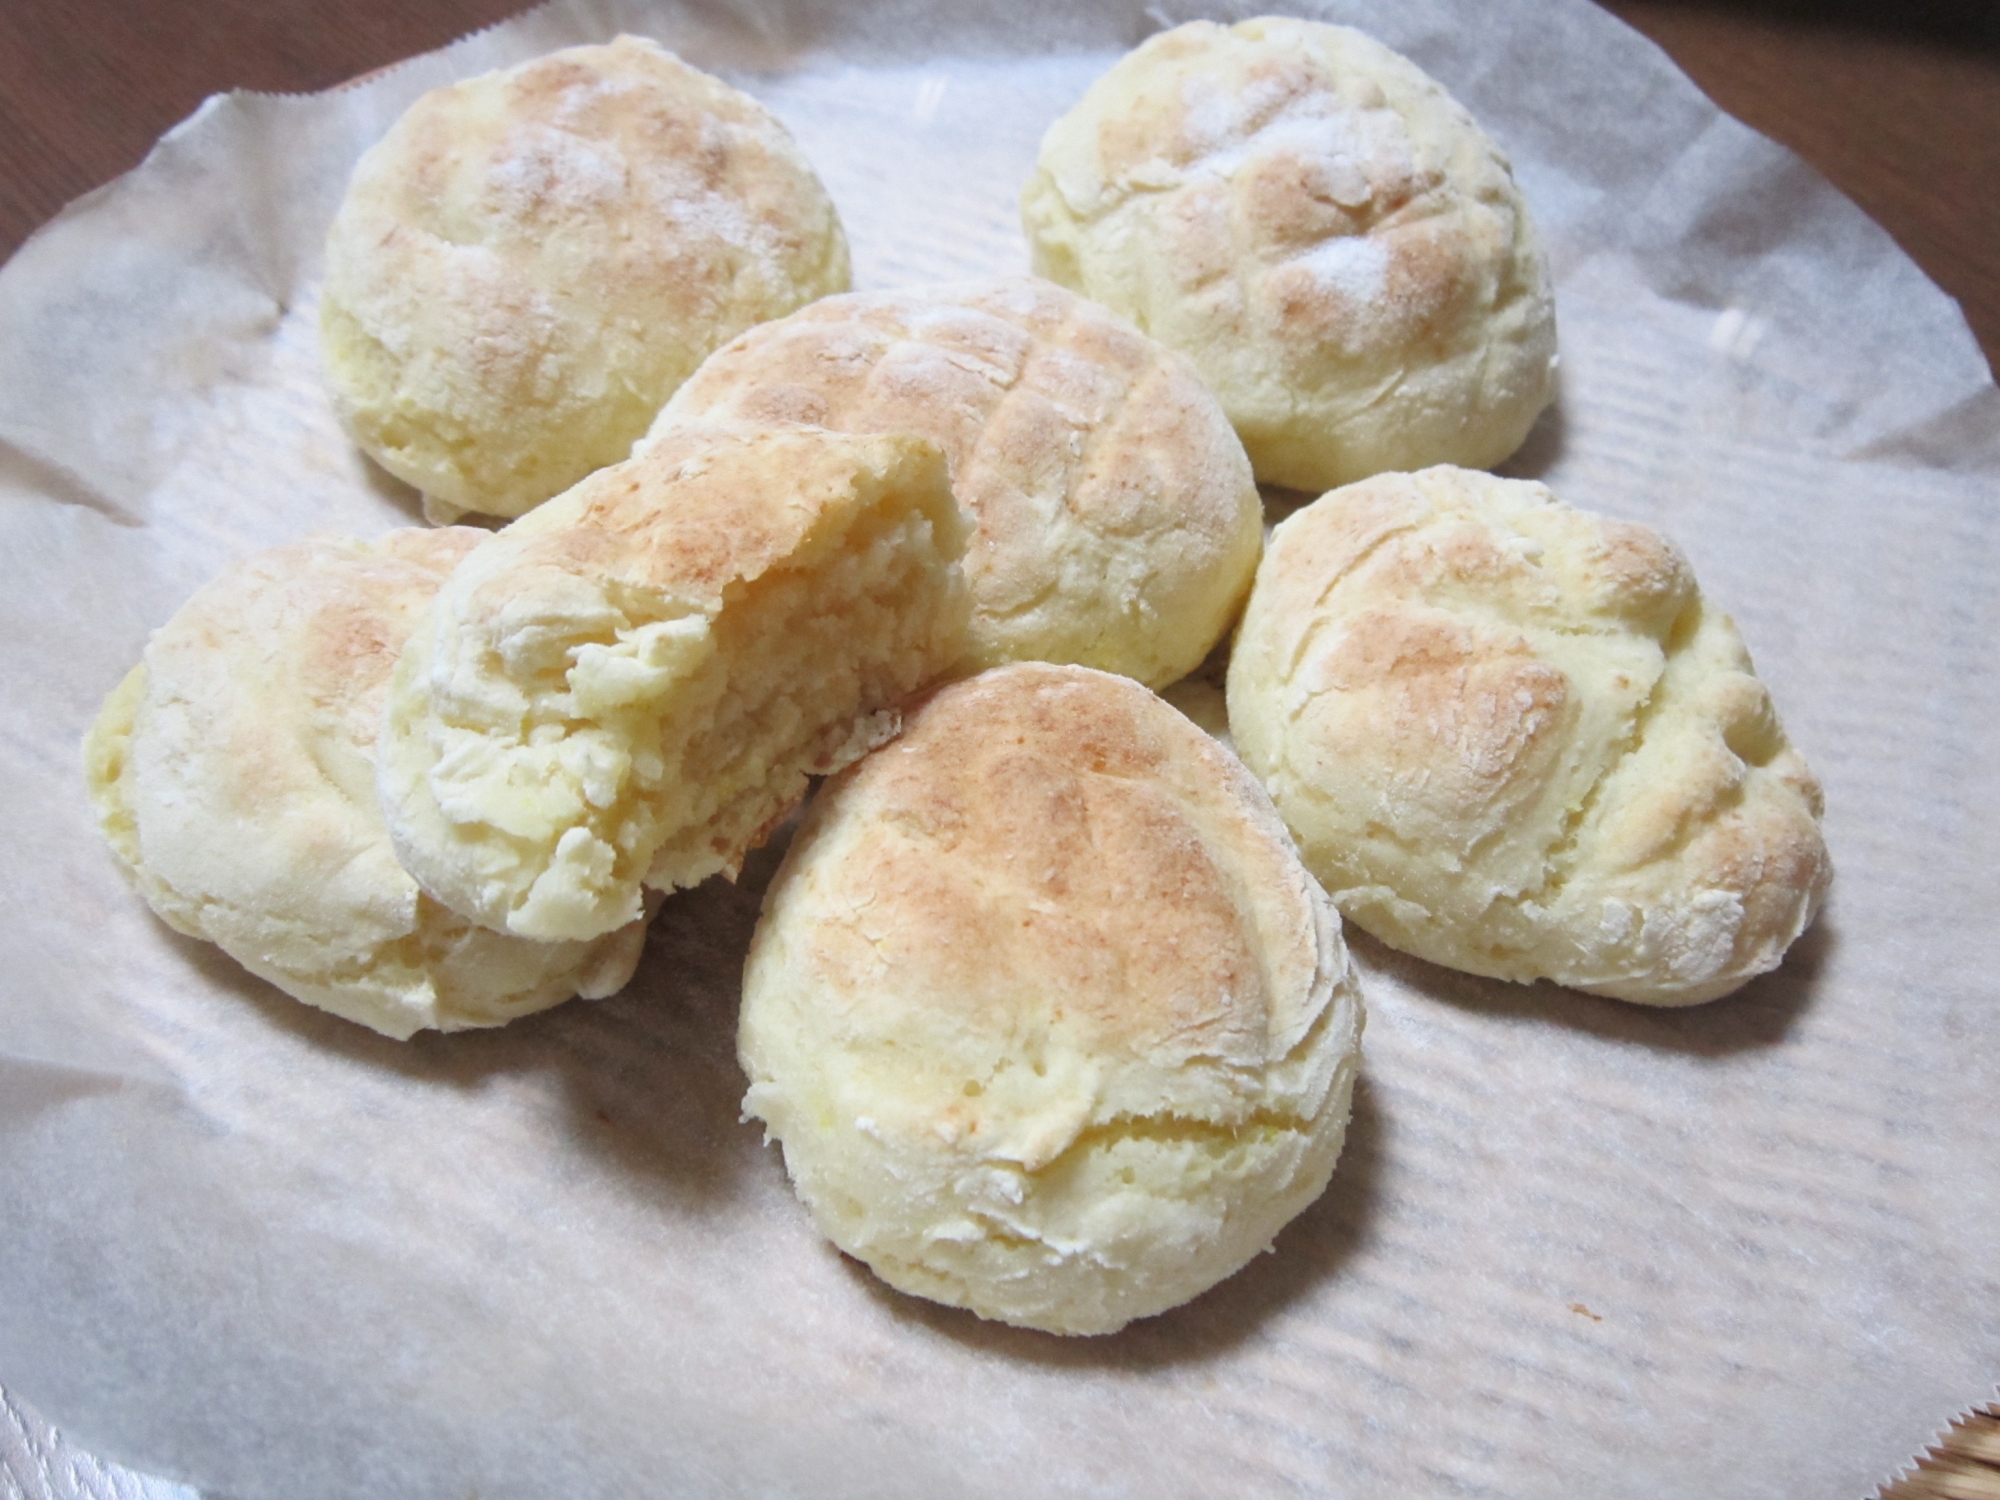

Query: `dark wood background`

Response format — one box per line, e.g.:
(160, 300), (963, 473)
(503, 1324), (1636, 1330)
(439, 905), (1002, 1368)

(0, 3), (1993, 1497)
(0, 0), (1995, 374)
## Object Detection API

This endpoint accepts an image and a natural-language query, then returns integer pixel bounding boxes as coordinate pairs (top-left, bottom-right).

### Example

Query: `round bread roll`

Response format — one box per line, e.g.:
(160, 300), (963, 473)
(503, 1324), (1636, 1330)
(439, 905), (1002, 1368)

(81, 531), (650, 1039)
(1021, 18), (1557, 493)
(320, 36), (851, 523)
(378, 424), (970, 945)
(739, 662), (1364, 1336)
(647, 277), (1264, 688)
(1227, 467), (1831, 1005)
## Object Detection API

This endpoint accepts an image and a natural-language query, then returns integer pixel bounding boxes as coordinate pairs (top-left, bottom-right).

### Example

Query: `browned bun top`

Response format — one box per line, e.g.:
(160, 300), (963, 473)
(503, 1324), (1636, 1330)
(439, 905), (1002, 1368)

(739, 662), (1364, 1335)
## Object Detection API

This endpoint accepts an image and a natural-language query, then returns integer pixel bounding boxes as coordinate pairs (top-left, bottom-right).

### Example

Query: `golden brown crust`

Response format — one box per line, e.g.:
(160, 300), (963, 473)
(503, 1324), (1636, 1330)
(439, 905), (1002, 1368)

(649, 277), (1262, 686)
(1228, 467), (1830, 1005)
(321, 36), (851, 520)
(826, 668), (1269, 1066)
(1021, 18), (1556, 492)
(740, 663), (1364, 1334)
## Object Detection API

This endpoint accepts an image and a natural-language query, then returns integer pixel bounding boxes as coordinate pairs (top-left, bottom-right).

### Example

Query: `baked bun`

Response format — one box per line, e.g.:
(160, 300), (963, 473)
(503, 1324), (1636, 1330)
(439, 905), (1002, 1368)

(648, 277), (1263, 688)
(378, 424), (970, 944)
(1227, 467), (1830, 1005)
(739, 662), (1364, 1335)
(320, 36), (851, 523)
(81, 531), (649, 1039)
(1021, 18), (1556, 493)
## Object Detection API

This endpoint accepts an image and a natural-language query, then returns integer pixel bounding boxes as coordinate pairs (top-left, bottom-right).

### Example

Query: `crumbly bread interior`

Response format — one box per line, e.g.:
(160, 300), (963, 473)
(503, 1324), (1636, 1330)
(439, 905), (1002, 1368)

(81, 532), (648, 1039)
(1228, 467), (1830, 1004)
(379, 425), (970, 943)
(320, 35), (850, 521)
(649, 276), (1262, 687)
(740, 663), (1363, 1335)
(1021, 17), (1556, 493)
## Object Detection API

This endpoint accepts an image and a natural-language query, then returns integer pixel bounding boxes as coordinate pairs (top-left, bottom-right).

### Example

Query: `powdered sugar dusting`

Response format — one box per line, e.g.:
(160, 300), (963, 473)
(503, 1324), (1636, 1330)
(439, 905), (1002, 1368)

(1179, 72), (1288, 156)
(640, 121), (791, 282)
(647, 165), (787, 283)
(487, 125), (628, 218)
(651, 166), (753, 249)
(548, 71), (650, 133)
(1289, 234), (1391, 306)
(1176, 75), (1412, 209)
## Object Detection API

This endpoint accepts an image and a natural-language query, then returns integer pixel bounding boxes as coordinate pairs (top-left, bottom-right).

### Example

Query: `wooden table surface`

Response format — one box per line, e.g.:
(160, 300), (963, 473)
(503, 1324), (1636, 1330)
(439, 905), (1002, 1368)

(0, 3), (1994, 1498)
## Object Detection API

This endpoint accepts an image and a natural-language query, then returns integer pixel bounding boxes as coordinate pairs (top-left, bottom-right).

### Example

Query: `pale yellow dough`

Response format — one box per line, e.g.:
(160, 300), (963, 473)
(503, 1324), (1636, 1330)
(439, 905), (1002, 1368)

(1227, 467), (1831, 1005)
(740, 662), (1364, 1335)
(648, 277), (1263, 688)
(81, 531), (649, 1039)
(377, 424), (970, 944)
(1022, 18), (1557, 493)
(321, 35), (851, 522)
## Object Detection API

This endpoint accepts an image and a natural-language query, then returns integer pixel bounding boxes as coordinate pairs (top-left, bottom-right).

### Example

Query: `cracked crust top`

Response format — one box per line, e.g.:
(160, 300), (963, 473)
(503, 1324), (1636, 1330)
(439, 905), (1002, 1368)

(320, 36), (851, 522)
(738, 662), (1364, 1335)
(647, 276), (1263, 688)
(1226, 466), (1830, 1005)
(1021, 17), (1557, 493)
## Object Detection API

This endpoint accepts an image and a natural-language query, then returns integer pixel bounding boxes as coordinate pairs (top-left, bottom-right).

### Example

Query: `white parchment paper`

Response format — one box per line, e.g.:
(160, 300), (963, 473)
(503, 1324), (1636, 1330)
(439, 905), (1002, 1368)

(1, 1), (1996, 1496)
